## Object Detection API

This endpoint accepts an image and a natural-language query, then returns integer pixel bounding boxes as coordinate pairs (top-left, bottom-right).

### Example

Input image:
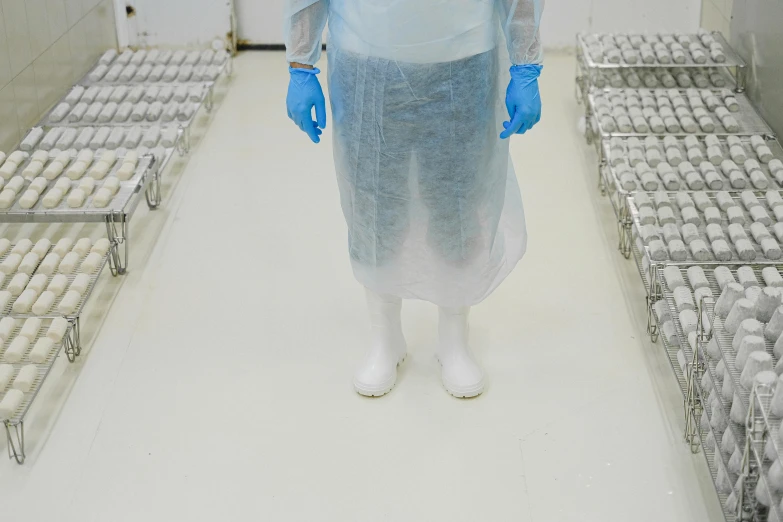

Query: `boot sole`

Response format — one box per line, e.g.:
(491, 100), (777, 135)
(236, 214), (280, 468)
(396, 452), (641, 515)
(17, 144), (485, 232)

(354, 353), (407, 397)
(442, 378), (485, 398)
(437, 356), (485, 398)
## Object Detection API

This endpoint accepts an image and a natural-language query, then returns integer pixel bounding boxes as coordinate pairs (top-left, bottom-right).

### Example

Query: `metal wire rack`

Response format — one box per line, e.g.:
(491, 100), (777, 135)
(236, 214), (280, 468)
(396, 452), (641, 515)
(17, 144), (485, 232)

(602, 137), (783, 258)
(588, 94), (775, 196)
(752, 386), (783, 473)
(0, 151), (149, 216)
(699, 275), (779, 424)
(1, 317), (77, 464)
(689, 297), (763, 521)
(0, 254), (110, 322)
(576, 32), (746, 105)
(628, 197), (783, 267)
(577, 32), (746, 70)
(44, 98), (203, 130)
(586, 89), (773, 156)
(0, 48), (232, 464)
(0, 234), (114, 463)
(0, 155), (157, 275)
(748, 386), (783, 521)
(693, 379), (742, 522)
(650, 298), (688, 394)
(80, 52), (232, 88)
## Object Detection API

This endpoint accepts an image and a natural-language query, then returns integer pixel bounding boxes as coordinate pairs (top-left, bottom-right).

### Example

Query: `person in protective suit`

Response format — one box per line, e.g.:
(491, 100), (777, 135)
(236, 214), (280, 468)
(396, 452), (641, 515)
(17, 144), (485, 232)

(285, 0), (544, 398)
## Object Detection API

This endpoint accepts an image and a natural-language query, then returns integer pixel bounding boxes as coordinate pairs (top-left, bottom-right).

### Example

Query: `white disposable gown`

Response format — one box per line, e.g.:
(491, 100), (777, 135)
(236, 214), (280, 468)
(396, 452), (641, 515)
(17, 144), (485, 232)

(285, 0), (544, 307)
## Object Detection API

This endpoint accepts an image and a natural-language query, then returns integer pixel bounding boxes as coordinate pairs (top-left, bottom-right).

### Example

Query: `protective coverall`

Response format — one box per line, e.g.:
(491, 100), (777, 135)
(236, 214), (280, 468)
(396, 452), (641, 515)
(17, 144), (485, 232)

(285, 0), (544, 397)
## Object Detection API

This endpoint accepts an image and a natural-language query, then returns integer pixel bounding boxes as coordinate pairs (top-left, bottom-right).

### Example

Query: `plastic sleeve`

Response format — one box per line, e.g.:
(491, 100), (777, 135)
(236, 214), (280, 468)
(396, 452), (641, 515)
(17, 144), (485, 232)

(284, 0), (329, 65)
(496, 0), (544, 65)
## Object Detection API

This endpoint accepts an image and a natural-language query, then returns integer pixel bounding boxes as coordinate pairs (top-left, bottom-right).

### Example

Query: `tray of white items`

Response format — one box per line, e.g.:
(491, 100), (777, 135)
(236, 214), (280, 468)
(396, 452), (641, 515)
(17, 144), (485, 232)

(692, 337), (744, 521)
(631, 190), (783, 264)
(660, 267), (771, 465)
(83, 48), (230, 86)
(631, 235), (653, 293)
(587, 66), (735, 91)
(0, 316), (73, 423)
(45, 83), (206, 128)
(0, 237), (110, 319)
(684, 266), (783, 415)
(656, 276), (744, 520)
(603, 136), (783, 234)
(649, 293), (689, 393)
(589, 88), (772, 137)
(0, 149), (152, 222)
(700, 274), (783, 518)
(607, 135), (783, 194)
(578, 32), (744, 69)
(695, 380), (742, 522)
(21, 124), (180, 155)
(750, 384), (783, 519)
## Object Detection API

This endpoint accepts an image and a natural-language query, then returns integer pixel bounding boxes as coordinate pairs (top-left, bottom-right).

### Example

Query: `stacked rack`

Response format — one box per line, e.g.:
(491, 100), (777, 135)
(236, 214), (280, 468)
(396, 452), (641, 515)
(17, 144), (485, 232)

(1, 47), (231, 275)
(589, 88), (774, 192)
(602, 135), (783, 258)
(578, 30), (783, 521)
(576, 31), (747, 106)
(0, 46), (232, 464)
(0, 237), (111, 463)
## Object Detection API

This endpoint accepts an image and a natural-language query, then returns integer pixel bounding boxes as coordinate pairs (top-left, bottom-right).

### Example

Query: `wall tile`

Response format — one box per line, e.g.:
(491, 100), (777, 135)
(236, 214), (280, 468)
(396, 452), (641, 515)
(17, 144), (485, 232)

(33, 43), (57, 114)
(46, 0), (68, 43)
(0, 7), (13, 89)
(81, 3), (102, 65)
(97, 0), (116, 50)
(64, 0), (83, 29)
(718, 0), (734, 19)
(26, 0), (52, 58)
(50, 32), (72, 100)
(81, 0), (100, 17)
(12, 64), (39, 134)
(701, 0), (723, 32)
(0, 0), (114, 148)
(66, 16), (88, 83)
(2, 0), (32, 77)
(0, 81), (18, 151)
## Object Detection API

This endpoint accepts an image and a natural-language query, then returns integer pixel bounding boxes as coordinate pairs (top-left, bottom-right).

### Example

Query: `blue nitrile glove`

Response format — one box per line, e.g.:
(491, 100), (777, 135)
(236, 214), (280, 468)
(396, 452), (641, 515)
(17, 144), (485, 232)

(286, 67), (327, 144)
(500, 64), (543, 139)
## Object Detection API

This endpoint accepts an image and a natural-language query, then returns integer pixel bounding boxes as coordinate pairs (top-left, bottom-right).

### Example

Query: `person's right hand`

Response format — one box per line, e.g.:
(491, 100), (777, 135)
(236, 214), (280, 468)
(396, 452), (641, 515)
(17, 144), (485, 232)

(286, 67), (327, 143)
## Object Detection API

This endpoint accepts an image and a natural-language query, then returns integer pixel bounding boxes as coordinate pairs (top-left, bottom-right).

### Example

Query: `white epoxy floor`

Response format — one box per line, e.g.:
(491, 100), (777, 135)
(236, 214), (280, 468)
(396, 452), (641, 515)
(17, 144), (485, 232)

(0, 52), (725, 521)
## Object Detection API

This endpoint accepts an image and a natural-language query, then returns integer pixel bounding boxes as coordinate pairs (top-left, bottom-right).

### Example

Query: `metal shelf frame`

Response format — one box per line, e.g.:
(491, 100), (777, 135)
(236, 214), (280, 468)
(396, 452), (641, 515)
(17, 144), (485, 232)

(2, 318), (78, 464)
(588, 90), (775, 197)
(602, 136), (783, 259)
(0, 48), (234, 465)
(0, 155), (157, 275)
(576, 32), (747, 106)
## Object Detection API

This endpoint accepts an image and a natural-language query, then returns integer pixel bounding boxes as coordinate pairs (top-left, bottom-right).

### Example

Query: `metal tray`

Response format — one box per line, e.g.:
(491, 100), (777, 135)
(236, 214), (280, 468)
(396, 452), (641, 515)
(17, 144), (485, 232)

(0, 152), (154, 224)
(577, 32), (745, 69)
(45, 99), (202, 129)
(588, 89), (774, 139)
(80, 54), (230, 87)
(628, 195), (783, 266)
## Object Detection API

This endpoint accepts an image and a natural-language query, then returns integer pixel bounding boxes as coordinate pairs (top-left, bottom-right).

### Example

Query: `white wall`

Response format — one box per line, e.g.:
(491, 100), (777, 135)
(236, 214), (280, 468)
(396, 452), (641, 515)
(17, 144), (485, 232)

(116, 0), (233, 49)
(0, 0), (116, 152)
(235, 0), (282, 44)
(701, 0), (733, 35)
(234, 0), (701, 50)
(541, 0), (702, 49)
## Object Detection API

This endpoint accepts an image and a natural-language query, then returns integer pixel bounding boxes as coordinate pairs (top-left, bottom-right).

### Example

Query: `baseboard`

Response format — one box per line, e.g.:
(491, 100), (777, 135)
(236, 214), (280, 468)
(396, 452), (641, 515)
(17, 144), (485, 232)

(238, 43), (327, 52)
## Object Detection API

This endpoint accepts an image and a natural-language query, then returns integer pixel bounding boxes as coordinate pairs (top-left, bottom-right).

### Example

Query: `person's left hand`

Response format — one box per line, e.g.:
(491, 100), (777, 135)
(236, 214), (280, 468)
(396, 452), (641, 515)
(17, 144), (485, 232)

(287, 67), (327, 143)
(500, 64), (543, 139)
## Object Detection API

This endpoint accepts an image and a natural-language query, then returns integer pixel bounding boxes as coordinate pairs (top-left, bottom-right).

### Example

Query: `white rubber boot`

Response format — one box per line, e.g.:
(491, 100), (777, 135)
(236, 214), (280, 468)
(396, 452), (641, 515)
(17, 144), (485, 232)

(437, 307), (485, 398)
(353, 289), (407, 397)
